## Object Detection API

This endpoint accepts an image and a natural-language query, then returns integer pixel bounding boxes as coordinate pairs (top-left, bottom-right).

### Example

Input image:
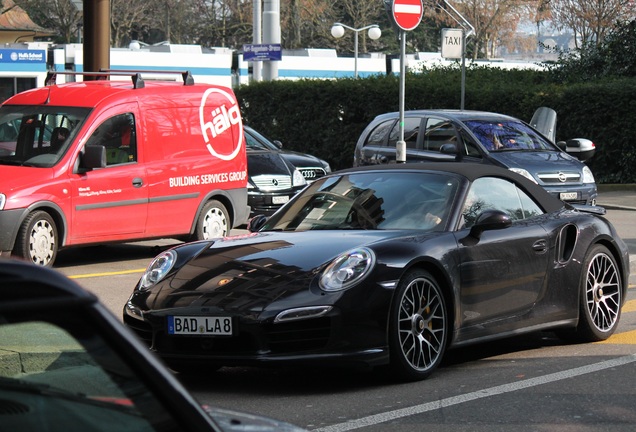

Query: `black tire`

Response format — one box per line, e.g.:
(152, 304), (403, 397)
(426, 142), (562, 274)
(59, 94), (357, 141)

(388, 269), (449, 381)
(192, 200), (229, 241)
(572, 244), (622, 342)
(13, 210), (58, 267)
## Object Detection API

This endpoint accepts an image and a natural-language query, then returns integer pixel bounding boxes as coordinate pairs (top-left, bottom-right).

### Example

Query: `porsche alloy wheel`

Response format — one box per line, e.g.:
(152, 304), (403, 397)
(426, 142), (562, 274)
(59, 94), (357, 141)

(194, 200), (229, 240)
(389, 270), (448, 381)
(13, 210), (58, 267)
(576, 244), (622, 341)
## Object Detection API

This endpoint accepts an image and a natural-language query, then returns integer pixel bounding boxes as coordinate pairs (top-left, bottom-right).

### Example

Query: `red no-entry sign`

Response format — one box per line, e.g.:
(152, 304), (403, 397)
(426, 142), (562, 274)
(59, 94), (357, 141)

(392, 0), (424, 32)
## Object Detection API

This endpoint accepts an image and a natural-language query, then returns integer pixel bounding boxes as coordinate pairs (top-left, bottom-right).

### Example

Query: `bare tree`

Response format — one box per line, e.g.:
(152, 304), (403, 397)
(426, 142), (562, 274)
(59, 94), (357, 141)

(110, 0), (154, 47)
(14, 0), (82, 43)
(549, 0), (635, 48)
(452, 0), (538, 59)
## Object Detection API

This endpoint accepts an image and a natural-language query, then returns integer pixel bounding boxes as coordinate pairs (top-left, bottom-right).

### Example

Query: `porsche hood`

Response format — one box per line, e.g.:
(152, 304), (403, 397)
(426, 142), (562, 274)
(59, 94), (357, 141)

(136, 231), (401, 314)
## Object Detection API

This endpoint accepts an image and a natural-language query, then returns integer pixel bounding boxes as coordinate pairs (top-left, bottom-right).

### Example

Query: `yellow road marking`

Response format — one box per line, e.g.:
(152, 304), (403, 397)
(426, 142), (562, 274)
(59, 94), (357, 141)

(68, 269), (145, 279)
(596, 330), (636, 345)
(623, 299), (636, 313)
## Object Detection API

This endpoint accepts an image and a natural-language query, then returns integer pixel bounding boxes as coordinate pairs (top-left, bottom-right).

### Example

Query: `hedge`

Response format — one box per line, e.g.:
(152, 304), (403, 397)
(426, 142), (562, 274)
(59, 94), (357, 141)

(235, 67), (636, 183)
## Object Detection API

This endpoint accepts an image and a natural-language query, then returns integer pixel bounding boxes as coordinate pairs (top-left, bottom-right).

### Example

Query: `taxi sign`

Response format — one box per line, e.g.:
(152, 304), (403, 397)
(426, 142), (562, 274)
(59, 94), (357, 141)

(392, 0), (424, 31)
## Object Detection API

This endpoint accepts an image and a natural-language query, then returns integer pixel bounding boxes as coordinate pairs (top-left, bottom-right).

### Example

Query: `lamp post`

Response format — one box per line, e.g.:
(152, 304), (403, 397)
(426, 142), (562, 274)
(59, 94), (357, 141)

(331, 23), (381, 78)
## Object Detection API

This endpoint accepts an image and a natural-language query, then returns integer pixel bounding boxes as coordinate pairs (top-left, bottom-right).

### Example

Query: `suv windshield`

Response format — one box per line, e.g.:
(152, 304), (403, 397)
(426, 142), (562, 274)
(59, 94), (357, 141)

(465, 120), (555, 152)
(0, 105), (90, 167)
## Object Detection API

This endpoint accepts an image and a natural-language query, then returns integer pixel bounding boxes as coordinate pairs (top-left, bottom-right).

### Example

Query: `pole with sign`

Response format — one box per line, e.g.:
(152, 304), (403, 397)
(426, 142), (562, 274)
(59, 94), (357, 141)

(386, 0), (423, 163)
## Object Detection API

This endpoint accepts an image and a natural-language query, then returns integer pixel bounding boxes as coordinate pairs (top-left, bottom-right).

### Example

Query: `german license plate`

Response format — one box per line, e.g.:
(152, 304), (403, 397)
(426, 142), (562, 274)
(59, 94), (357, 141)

(560, 192), (578, 200)
(272, 195), (289, 204)
(167, 316), (232, 335)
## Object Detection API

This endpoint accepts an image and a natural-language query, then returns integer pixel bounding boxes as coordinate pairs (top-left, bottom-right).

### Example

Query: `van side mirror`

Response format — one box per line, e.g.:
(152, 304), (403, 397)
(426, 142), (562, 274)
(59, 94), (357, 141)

(79, 145), (107, 171)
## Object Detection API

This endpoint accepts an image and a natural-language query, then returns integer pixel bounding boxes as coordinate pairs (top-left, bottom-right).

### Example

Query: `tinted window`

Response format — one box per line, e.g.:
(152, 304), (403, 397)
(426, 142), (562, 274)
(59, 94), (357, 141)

(388, 117), (421, 150)
(86, 113), (137, 166)
(424, 118), (457, 151)
(365, 119), (395, 148)
(459, 128), (482, 157)
(462, 177), (543, 227)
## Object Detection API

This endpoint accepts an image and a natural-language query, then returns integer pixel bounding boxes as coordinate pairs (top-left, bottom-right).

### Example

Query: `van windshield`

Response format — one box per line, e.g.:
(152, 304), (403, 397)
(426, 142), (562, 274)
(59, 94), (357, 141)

(0, 105), (90, 167)
(465, 120), (556, 152)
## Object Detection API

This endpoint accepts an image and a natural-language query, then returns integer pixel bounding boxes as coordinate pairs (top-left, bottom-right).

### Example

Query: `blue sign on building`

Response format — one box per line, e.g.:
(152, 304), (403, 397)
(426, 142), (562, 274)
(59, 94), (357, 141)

(242, 44), (282, 61)
(0, 49), (46, 63)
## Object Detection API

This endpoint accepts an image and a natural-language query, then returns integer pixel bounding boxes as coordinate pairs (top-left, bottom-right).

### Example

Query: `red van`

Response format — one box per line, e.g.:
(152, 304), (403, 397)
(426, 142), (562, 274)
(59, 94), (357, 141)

(0, 70), (249, 266)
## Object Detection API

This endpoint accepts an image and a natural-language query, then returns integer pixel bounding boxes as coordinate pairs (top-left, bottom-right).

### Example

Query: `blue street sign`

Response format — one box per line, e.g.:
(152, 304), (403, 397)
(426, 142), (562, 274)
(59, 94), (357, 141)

(243, 44), (282, 61)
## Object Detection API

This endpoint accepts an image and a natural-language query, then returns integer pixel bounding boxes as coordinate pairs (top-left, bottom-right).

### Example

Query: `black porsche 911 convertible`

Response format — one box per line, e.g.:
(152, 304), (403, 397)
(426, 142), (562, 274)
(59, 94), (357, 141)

(123, 163), (630, 381)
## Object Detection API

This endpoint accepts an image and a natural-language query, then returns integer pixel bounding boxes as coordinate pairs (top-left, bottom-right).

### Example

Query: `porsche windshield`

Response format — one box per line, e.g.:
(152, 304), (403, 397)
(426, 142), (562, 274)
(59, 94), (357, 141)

(264, 172), (460, 231)
(0, 105), (89, 167)
(465, 120), (555, 152)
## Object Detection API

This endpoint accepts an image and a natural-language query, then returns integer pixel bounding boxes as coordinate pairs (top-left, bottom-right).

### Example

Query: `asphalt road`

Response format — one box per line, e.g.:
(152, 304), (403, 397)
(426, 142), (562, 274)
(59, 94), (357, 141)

(52, 208), (636, 432)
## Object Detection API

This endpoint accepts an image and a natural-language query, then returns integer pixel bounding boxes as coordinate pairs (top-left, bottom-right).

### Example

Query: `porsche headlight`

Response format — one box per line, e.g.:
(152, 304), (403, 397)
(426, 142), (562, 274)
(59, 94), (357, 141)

(139, 250), (176, 290)
(582, 166), (595, 184)
(509, 168), (537, 184)
(320, 247), (375, 292)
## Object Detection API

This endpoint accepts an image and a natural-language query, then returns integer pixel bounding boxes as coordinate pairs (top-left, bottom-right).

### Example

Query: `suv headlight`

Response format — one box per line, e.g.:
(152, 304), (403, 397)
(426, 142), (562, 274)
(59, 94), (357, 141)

(582, 166), (595, 184)
(292, 169), (307, 187)
(139, 250), (176, 290)
(320, 247), (375, 291)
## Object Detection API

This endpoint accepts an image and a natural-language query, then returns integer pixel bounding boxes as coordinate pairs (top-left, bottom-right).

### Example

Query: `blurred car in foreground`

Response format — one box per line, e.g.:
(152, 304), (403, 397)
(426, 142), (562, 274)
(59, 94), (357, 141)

(353, 107), (597, 205)
(123, 163), (629, 381)
(0, 259), (306, 432)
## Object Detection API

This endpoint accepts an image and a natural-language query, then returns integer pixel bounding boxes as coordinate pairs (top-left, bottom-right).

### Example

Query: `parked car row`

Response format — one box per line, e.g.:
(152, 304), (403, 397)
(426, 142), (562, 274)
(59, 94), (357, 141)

(244, 126), (330, 217)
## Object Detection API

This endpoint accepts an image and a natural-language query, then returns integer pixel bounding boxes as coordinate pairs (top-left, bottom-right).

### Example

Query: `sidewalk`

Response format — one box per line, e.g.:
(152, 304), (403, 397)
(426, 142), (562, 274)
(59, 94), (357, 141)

(596, 185), (636, 211)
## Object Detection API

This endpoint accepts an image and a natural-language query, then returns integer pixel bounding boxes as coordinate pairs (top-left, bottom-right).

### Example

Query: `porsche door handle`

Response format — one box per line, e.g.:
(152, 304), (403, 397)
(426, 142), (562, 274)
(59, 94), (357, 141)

(532, 239), (548, 254)
(132, 177), (144, 188)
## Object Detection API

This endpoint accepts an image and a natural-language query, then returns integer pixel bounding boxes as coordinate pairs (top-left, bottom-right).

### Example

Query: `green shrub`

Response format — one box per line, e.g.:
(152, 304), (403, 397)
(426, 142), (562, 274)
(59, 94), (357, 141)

(236, 68), (636, 183)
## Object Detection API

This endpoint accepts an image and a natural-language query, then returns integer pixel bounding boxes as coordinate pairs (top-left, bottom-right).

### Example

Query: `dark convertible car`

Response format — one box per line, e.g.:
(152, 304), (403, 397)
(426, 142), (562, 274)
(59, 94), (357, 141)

(123, 163), (630, 381)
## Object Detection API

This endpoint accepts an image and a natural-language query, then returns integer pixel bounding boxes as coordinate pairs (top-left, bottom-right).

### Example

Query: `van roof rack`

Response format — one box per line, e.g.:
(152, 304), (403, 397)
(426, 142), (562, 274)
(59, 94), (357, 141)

(44, 70), (195, 89)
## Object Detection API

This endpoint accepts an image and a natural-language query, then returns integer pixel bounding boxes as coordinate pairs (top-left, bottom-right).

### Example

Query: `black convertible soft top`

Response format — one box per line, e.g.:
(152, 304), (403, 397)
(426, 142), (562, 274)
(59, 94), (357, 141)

(336, 162), (566, 214)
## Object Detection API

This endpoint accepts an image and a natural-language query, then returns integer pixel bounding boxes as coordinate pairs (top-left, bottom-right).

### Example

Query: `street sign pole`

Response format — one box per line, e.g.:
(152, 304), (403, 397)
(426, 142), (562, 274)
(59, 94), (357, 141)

(387, 0), (423, 163)
(397, 30), (407, 163)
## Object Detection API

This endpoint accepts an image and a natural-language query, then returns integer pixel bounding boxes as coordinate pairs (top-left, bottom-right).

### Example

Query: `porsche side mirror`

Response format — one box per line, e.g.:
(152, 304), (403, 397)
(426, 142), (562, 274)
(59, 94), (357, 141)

(247, 214), (268, 232)
(470, 209), (512, 238)
(272, 140), (283, 149)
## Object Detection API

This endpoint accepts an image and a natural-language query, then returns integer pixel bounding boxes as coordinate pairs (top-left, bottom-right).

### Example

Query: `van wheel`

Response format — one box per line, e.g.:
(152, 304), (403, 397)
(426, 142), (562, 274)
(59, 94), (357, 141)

(13, 210), (58, 267)
(193, 200), (229, 241)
